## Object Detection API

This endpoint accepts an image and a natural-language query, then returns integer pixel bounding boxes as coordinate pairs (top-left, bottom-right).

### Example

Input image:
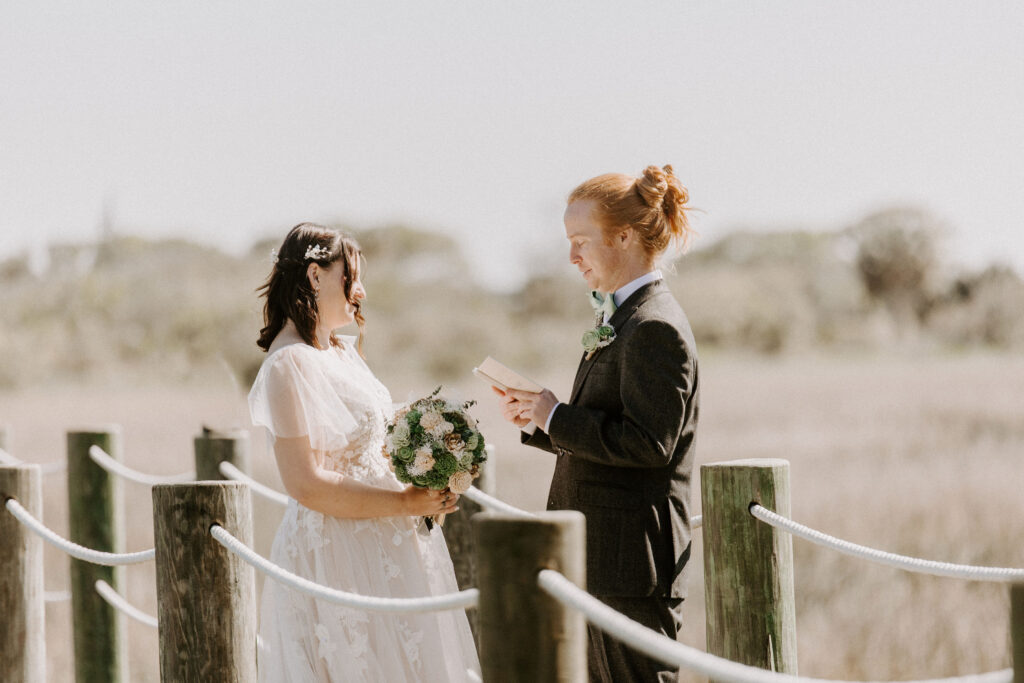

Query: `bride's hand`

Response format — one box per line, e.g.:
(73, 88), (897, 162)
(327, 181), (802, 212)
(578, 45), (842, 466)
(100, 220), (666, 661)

(400, 486), (459, 517)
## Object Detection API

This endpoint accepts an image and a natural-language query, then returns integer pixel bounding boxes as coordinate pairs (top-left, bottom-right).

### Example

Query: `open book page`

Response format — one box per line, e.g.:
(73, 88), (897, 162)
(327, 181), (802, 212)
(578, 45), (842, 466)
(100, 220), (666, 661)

(472, 356), (543, 393)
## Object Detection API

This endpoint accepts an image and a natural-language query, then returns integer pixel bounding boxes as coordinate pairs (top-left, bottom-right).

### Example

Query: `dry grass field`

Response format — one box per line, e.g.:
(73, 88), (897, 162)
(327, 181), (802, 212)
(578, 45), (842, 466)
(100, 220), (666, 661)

(2, 351), (1022, 681)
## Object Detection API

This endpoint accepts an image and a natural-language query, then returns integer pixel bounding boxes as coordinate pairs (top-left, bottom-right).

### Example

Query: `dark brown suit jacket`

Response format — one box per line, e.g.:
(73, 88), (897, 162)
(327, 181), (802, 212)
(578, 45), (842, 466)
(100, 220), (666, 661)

(523, 279), (698, 598)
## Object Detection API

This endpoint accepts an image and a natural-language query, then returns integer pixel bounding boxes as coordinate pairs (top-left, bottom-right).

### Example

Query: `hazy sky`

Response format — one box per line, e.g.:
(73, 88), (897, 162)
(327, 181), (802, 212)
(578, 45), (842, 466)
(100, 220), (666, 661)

(2, 1), (1022, 289)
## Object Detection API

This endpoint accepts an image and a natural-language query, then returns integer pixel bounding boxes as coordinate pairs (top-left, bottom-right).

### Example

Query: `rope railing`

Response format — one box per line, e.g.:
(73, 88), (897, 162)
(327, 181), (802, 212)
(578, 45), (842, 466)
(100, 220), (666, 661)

(3, 498), (155, 566)
(0, 448), (65, 474)
(463, 486), (537, 518)
(44, 590), (71, 603)
(537, 568), (1012, 683)
(461, 486), (703, 529)
(93, 579), (270, 652)
(218, 462), (289, 506)
(94, 580), (158, 628)
(88, 445), (194, 486)
(750, 504), (1024, 582)
(209, 524), (479, 613)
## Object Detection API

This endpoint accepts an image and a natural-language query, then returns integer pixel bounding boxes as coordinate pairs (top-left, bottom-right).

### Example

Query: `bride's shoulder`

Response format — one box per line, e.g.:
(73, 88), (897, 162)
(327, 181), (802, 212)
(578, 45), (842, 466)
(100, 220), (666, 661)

(256, 339), (322, 384)
(265, 338), (315, 363)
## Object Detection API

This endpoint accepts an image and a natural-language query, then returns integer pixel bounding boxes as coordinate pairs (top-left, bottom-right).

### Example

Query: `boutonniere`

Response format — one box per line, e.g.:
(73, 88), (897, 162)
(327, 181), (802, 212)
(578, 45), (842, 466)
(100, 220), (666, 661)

(582, 320), (616, 360)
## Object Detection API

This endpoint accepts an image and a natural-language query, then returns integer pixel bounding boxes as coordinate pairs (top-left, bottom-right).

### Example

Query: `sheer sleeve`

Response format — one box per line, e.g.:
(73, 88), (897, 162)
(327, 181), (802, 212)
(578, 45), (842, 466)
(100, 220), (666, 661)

(248, 344), (361, 452)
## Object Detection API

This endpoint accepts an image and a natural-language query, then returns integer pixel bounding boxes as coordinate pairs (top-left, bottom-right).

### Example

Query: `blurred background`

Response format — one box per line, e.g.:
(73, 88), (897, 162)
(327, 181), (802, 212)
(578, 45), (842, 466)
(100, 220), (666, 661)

(1, 1), (1022, 680)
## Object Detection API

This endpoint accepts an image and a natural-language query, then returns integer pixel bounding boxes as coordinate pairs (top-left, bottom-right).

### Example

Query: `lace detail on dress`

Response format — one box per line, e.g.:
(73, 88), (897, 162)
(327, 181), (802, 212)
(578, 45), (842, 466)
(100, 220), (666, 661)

(252, 336), (480, 682)
(296, 506), (330, 553)
(317, 343), (395, 484)
(396, 618), (424, 674)
(319, 404), (391, 481)
(314, 623), (337, 661)
(382, 546), (401, 580)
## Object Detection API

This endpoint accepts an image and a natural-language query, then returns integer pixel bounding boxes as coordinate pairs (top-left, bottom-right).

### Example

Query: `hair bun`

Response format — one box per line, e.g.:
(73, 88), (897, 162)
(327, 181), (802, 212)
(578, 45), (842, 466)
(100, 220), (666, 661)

(635, 165), (669, 209)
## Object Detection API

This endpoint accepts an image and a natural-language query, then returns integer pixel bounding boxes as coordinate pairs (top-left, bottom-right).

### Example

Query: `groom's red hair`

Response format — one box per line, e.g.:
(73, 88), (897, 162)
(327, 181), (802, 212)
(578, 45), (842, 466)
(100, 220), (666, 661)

(568, 165), (694, 256)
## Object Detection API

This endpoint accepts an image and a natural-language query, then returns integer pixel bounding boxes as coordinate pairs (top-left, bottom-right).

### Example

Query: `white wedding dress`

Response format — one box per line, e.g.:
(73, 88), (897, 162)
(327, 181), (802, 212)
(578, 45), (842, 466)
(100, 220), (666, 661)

(248, 335), (481, 682)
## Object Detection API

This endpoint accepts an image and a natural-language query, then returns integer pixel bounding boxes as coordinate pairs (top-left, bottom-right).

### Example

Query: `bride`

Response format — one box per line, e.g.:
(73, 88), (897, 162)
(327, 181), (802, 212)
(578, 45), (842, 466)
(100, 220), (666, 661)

(248, 223), (481, 682)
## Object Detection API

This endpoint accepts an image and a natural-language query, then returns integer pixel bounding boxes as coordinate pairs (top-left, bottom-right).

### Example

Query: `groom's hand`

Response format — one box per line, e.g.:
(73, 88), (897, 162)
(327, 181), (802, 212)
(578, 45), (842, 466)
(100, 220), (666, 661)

(492, 387), (531, 428)
(505, 387), (559, 428)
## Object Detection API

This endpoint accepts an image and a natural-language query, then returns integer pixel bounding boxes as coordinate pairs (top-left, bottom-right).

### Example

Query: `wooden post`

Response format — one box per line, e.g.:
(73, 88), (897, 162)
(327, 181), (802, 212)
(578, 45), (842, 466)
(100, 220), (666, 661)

(701, 459), (797, 674)
(475, 510), (587, 683)
(443, 452), (496, 644)
(0, 426), (9, 452)
(152, 482), (257, 681)
(67, 429), (127, 683)
(1, 465), (46, 682)
(1012, 583), (1024, 683)
(193, 427), (250, 481)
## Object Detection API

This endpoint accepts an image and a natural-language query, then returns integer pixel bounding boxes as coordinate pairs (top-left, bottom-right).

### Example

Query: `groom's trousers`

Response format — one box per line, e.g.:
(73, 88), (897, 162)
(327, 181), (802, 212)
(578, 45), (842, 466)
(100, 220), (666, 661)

(587, 595), (684, 683)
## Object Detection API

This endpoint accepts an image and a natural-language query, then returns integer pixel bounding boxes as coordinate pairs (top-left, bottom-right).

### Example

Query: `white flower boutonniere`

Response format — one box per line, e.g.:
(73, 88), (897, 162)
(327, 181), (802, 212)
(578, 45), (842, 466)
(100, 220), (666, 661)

(582, 323), (616, 360)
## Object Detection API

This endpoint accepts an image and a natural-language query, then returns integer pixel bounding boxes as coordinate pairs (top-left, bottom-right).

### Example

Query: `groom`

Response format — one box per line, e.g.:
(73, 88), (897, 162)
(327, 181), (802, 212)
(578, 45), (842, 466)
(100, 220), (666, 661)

(496, 180), (699, 682)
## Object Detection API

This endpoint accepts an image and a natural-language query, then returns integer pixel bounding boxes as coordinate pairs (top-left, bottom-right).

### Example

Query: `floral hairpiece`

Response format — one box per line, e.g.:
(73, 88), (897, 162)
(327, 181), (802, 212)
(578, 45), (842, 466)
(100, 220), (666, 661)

(269, 248), (279, 265)
(304, 244), (330, 260)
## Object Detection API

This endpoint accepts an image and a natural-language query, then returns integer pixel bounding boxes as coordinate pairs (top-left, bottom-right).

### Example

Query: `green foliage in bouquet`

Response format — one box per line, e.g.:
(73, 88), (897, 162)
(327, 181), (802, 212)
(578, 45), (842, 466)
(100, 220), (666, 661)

(384, 387), (487, 493)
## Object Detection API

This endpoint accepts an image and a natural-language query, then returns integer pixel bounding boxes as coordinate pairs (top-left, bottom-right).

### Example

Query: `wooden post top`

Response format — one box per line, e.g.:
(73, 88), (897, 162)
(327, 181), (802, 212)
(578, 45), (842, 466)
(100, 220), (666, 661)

(153, 481), (248, 491)
(0, 464), (42, 497)
(67, 426), (122, 436)
(701, 458), (790, 470)
(0, 463), (42, 471)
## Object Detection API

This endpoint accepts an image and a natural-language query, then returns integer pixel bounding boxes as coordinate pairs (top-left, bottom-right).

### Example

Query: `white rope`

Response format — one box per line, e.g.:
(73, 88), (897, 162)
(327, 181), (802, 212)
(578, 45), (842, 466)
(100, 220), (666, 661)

(537, 569), (1010, 683)
(88, 446), (194, 486)
(210, 524), (478, 613)
(750, 504), (1024, 583)
(45, 590), (71, 603)
(0, 448), (64, 474)
(461, 486), (702, 530)
(94, 580), (158, 628)
(219, 462), (289, 506)
(3, 498), (155, 566)
(463, 486), (537, 518)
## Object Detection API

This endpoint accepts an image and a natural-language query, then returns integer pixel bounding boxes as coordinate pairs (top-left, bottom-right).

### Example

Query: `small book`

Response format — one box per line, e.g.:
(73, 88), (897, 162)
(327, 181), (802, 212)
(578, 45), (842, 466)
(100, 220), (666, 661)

(473, 356), (543, 394)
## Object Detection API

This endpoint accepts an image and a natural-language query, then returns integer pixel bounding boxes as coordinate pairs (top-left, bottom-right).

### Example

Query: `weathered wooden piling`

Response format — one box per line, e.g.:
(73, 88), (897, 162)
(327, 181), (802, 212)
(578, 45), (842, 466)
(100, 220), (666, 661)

(443, 452), (495, 644)
(701, 458), (797, 674)
(1012, 583), (1024, 683)
(0, 465), (46, 682)
(152, 481), (257, 682)
(193, 427), (250, 481)
(475, 510), (587, 682)
(67, 428), (127, 683)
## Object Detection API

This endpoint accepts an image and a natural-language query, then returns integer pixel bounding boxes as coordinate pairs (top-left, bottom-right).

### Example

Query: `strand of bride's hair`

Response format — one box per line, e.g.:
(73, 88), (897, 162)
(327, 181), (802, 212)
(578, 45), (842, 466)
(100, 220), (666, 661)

(354, 301), (366, 358)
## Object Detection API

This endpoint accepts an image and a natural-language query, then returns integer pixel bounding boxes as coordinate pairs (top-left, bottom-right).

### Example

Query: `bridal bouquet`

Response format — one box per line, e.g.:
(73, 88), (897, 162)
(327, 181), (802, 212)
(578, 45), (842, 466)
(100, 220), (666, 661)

(384, 387), (487, 527)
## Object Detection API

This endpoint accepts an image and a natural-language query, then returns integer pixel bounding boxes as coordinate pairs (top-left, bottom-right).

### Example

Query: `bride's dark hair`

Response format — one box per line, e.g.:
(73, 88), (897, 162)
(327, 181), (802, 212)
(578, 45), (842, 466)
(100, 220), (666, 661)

(257, 223), (365, 356)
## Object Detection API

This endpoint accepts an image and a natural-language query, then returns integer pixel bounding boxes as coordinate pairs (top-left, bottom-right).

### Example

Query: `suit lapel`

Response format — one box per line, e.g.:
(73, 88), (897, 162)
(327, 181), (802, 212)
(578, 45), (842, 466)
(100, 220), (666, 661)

(568, 280), (666, 404)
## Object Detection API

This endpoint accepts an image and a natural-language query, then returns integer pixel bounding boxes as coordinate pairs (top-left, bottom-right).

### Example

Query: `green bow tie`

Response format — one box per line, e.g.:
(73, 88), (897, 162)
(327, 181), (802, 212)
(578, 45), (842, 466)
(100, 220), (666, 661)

(589, 290), (617, 320)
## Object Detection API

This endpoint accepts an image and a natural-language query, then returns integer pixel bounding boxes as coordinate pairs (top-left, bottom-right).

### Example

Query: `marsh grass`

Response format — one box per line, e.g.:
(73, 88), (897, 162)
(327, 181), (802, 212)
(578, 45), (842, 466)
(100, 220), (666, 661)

(2, 351), (1021, 681)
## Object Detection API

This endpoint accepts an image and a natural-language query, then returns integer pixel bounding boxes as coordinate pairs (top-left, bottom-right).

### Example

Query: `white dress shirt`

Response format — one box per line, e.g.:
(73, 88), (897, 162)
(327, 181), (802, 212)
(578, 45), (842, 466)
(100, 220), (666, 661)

(524, 269), (664, 435)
